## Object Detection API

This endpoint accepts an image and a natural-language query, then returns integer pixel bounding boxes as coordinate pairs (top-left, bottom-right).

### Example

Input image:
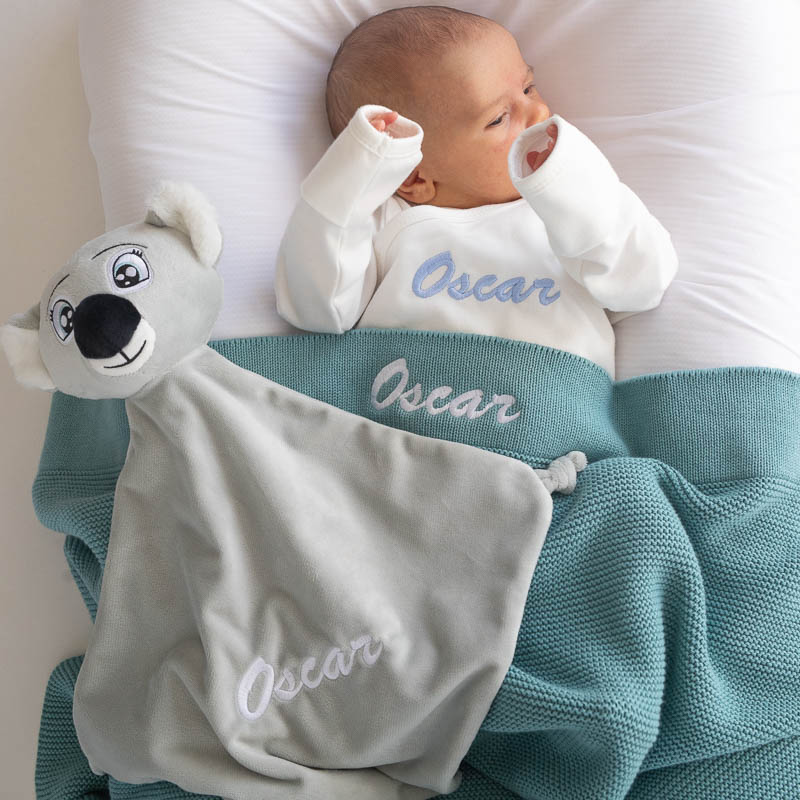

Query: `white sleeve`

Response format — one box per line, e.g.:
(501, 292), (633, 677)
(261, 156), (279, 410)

(507, 115), (678, 313)
(275, 105), (423, 333)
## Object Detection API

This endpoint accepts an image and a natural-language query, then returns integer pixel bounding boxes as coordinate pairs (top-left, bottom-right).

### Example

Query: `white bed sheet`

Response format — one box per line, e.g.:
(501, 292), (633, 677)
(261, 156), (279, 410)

(78, 0), (800, 379)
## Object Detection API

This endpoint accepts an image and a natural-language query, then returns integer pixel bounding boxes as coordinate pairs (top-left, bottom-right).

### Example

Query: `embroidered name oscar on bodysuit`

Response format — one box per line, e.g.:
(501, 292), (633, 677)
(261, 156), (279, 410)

(237, 634), (384, 722)
(371, 357), (521, 424)
(412, 250), (561, 305)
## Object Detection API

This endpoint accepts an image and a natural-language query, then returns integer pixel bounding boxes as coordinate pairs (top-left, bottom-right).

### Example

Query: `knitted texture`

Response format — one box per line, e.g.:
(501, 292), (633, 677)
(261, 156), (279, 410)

(31, 329), (800, 799)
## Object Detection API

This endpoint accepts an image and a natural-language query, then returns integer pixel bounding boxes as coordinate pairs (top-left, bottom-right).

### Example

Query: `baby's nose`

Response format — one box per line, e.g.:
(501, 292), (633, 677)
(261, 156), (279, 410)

(527, 102), (551, 128)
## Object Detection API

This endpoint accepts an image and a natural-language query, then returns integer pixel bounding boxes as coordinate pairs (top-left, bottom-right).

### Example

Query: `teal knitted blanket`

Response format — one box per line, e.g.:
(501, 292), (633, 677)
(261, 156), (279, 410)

(33, 329), (800, 799)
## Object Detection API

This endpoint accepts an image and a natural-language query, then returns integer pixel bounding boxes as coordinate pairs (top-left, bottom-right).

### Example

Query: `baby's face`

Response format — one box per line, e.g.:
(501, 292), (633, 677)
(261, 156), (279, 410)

(399, 23), (551, 209)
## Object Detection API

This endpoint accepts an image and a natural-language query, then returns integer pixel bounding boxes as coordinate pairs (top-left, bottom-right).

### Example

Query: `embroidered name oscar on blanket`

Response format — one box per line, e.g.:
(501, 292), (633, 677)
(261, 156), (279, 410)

(371, 357), (521, 423)
(237, 635), (384, 722)
(412, 250), (561, 305)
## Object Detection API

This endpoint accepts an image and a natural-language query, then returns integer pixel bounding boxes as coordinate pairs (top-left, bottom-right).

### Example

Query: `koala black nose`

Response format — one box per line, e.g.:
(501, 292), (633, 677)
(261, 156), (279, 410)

(73, 294), (142, 359)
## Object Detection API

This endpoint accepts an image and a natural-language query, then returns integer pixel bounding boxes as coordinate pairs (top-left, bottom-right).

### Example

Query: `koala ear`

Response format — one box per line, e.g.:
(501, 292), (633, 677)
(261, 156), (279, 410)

(145, 181), (223, 269)
(0, 304), (56, 391)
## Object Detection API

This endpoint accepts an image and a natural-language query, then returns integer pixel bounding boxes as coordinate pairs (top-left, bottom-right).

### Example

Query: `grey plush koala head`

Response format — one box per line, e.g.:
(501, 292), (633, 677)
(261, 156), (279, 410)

(1, 181), (223, 400)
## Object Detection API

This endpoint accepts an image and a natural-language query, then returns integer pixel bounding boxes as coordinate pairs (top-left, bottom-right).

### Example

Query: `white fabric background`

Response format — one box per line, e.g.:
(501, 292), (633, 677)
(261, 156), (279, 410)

(79, 0), (800, 377)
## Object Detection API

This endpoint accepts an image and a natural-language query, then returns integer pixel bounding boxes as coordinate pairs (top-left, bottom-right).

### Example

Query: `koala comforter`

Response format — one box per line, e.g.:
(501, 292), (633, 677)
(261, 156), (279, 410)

(3, 184), (568, 799)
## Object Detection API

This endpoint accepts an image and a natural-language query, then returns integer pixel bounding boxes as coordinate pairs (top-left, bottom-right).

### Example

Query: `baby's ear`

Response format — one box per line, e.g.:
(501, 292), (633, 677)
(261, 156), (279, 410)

(0, 304), (56, 391)
(145, 181), (223, 268)
(395, 168), (436, 205)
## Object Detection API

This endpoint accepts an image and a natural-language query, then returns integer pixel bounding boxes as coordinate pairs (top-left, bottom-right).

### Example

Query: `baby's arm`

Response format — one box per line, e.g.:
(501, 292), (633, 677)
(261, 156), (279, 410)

(508, 115), (678, 313)
(275, 105), (423, 333)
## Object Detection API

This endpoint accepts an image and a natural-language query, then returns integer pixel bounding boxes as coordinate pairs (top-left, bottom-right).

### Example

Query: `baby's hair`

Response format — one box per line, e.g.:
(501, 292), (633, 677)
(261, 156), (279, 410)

(326, 5), (493, 138)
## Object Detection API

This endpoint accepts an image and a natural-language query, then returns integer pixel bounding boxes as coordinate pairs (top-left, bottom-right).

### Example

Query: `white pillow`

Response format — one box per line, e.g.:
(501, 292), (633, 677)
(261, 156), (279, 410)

(79, 0), (800, 378)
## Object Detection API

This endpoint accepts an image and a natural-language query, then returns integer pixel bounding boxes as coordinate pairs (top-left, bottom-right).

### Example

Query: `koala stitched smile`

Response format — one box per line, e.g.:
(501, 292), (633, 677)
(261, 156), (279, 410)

(104, 339), (148, 369)
(87, 318), (156, 376)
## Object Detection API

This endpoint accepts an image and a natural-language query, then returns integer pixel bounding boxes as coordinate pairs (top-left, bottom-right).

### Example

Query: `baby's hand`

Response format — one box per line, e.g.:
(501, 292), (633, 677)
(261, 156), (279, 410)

(369, 110), (399, 136)
(526, 124), (558, 171)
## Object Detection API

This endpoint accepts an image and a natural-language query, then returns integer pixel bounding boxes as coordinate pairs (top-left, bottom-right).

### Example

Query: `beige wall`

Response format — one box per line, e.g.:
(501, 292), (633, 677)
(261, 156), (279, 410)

(0, 1), (103, 796)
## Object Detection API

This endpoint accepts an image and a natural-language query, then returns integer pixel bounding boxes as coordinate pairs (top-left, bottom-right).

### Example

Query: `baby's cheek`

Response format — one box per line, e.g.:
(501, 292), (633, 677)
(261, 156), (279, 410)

(495, 139), (517, 174)
(472, 149), (505, 184)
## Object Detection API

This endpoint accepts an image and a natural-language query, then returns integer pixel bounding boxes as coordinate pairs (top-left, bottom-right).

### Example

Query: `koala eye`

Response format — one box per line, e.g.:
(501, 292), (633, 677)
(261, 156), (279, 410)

(50, 299), (75, 343)
(109, 248), (152, 292)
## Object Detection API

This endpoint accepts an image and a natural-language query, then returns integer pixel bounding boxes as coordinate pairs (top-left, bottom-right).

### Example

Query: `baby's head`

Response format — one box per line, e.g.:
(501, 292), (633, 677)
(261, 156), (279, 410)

(326, 5), (551, 210)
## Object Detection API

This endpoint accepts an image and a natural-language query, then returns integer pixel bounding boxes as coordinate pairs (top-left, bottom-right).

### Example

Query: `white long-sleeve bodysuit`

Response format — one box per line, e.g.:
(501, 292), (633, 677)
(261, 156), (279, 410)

(275, 105), (678, 378)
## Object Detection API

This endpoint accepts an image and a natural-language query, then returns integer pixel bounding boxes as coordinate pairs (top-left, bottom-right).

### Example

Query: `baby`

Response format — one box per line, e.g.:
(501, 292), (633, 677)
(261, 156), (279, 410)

(275, 5), (678, 378)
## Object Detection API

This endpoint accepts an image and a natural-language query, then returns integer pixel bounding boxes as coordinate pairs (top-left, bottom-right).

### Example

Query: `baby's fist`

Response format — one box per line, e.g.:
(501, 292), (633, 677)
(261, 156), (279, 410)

(370, 110), (399, 136)
(526, 124), (558, 171)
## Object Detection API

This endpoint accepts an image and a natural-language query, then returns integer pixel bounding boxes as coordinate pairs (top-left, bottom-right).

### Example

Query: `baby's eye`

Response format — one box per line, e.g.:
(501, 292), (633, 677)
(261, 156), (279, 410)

(488, 113), (507, 128)
(523, 83), (537, 95)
